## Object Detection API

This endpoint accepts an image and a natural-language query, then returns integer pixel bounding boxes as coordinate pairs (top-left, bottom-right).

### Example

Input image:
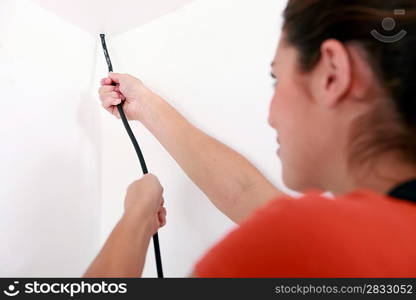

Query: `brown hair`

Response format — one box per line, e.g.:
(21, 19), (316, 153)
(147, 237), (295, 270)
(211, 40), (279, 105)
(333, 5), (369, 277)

(282, 0), (416, 169)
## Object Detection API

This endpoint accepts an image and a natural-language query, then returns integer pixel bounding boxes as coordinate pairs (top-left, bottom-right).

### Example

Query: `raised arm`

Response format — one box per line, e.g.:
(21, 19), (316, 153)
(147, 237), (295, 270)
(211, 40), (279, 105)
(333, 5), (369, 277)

(99, 73), (283, 223)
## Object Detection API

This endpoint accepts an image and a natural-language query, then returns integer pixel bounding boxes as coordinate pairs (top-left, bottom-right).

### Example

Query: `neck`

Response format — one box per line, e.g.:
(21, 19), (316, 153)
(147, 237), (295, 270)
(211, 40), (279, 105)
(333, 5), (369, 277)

(330, 152), (416, 196)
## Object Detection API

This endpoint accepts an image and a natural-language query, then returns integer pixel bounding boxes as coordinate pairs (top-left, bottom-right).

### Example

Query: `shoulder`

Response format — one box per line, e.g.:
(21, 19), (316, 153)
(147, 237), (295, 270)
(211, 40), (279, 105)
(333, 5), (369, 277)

(248, 188), (408, 227)
(193, 189), (408, 277)
(193, 190), (336, 277)
(246, 188), (412, 239)
(239, 189), (356, 232)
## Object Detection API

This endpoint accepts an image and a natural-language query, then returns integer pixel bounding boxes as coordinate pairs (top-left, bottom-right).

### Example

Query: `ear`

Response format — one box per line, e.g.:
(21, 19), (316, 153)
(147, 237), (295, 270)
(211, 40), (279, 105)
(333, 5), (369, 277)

(310, 39), (352, 108)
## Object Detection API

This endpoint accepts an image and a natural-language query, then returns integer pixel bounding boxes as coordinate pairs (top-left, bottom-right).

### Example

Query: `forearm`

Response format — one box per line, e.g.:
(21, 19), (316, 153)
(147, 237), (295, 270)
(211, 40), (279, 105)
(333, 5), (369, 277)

(84, 213), (151, 278)
(141, 95), (281, 223)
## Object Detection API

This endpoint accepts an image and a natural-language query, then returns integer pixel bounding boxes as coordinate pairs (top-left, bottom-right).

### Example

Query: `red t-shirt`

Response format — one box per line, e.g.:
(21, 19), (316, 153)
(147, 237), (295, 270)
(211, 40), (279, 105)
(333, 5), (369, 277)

(194, 189), (416, 277)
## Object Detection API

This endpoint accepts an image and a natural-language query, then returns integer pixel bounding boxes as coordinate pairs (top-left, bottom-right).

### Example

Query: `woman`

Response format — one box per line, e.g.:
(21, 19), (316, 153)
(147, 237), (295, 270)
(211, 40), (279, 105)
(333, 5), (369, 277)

(85, 0), (416, 277)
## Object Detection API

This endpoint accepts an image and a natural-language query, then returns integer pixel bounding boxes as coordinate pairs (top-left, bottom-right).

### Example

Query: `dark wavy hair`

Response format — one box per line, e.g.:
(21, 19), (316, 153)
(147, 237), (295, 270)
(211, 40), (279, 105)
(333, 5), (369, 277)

(282, 0), (416, 170)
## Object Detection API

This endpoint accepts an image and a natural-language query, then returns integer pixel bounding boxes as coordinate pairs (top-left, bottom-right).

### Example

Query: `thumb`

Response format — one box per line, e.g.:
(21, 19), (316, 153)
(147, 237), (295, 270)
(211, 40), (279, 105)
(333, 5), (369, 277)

(108, 72), (121, 83)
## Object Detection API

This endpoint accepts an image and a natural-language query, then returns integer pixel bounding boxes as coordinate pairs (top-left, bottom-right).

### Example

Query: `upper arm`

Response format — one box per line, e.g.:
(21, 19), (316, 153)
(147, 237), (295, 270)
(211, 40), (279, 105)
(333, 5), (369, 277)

(229, 178), (284, 224)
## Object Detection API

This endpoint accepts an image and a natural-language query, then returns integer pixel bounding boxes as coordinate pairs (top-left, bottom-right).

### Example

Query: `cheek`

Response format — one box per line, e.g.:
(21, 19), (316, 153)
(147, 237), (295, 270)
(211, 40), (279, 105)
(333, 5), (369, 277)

(270, 80), (303, 136)
(269, 79), (314, 160)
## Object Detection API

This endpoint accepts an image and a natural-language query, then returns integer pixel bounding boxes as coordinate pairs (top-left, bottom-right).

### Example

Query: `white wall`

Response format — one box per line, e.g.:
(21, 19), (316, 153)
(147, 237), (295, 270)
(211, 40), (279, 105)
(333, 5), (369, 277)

(100, 0), (288, 277)
(0, 0), (101, 276)
(0, 0), (289, 277)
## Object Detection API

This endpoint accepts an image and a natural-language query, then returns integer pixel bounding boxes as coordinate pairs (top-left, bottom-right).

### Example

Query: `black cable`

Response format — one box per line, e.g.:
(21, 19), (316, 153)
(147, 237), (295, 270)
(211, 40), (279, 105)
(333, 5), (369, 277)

(99, 34), (164, 278)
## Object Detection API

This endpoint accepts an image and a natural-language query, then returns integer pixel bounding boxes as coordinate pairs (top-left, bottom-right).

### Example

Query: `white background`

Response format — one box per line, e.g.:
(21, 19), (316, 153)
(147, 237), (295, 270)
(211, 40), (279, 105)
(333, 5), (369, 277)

(0, 0), (289, 277)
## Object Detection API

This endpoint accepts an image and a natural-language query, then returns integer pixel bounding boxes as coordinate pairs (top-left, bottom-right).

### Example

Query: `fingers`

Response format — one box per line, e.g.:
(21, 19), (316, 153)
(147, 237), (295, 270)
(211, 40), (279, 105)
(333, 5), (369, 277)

(101, 92), (122, 108)
(113, 86), (125, 99)
(109, 104), (121, 119)
(108, 72), (121, 83)
(99, 79), (126, 121)
(158, 206), (167, 227)
(159, 215), (166, 227)
(100, 75), (125, 98)
(158, 197), (166, 227)
(159, 206), (167, 217)
(99, 85), (115, 93)
(100, 77), (113, 86)
(124, 174), (166, 229)
(127, 174), (163, 200)
(143, 173), (158, 182)
(143, 174), (163, 193)
(99, 79), (121, 99)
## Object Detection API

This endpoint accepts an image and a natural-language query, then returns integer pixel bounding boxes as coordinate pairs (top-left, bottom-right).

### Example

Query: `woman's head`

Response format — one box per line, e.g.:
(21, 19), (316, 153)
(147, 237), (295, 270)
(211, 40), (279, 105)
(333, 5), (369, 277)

(268, 0), (416, 193)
